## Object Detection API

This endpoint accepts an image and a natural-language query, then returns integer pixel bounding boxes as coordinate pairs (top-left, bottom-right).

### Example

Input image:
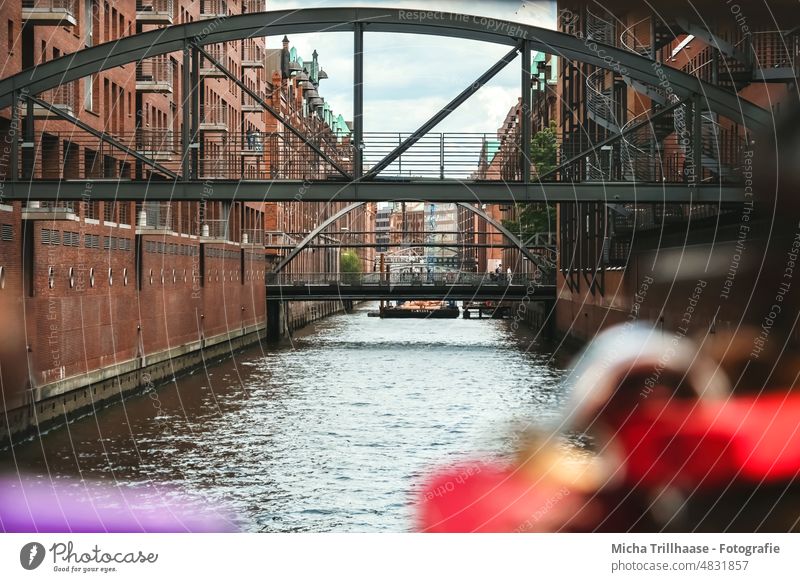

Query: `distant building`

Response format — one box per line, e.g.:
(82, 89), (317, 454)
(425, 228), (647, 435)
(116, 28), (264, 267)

(375, 203), (392, 253)
(424, 203), (459, 270)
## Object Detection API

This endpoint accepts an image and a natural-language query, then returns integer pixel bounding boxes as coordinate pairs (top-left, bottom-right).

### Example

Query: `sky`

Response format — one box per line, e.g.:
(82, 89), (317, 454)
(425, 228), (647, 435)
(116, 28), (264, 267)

(265, 1), (556, 134)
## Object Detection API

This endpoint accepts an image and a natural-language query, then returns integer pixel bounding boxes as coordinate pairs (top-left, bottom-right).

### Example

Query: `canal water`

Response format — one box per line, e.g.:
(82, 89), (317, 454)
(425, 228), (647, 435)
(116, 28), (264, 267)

(2, 303), (571, 532)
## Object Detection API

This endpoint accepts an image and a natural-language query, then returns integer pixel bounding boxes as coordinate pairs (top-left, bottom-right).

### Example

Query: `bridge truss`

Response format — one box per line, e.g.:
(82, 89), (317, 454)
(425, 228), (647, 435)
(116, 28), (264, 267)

(0, 7), (766, 204)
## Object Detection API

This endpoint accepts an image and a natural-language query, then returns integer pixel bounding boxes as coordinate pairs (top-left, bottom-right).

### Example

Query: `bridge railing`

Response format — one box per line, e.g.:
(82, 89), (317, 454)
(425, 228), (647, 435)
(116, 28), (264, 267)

(12, 122), (748, 184)
(136, 56), (175, 90)
(267, 271), (554, 288)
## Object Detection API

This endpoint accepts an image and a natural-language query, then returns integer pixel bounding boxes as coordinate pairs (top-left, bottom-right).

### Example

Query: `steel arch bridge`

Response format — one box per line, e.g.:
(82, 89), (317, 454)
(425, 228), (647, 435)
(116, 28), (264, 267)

(0, 7), (765, 203)
(271, 201), (554, 274)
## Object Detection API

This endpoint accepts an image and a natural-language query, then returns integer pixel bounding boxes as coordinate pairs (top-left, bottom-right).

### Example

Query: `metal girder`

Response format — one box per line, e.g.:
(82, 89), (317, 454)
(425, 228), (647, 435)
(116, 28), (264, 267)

(181, 43), (191, 179)
(273, 202), (364, 273)
(25, 95), (180, 180)
(0, 180), (744, 203)
(264, 285), (556, 302)
(537, 97), (690, 181)
(264, 242), (553, 249)
(193, 43), (352, 179)
(455, 202), (549, 270)
(521, 40), (532, 183)
(674, 18), (750, 66)
(353, 22), (364, 178)
(364, 44), (521, 179)
(0, 8), (769, 129)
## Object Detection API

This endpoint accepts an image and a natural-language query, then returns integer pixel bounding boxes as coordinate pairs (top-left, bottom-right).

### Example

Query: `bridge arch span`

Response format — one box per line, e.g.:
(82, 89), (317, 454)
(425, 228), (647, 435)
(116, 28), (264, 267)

(271, 201), (552, 274)
(0, 7), (767, 128)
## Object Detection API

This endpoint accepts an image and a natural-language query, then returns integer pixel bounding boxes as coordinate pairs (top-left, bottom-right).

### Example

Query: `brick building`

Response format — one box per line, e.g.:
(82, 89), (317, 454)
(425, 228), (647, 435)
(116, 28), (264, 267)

(0, 1), (370, 444)
(551, 1), (797, 342)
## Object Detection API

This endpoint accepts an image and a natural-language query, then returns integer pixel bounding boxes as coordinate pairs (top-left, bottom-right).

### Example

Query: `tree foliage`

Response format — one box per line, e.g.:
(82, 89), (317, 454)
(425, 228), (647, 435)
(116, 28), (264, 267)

(340, 250), (362, 283)
(530, 120), (558, 179)
(502, 122), (558, 240)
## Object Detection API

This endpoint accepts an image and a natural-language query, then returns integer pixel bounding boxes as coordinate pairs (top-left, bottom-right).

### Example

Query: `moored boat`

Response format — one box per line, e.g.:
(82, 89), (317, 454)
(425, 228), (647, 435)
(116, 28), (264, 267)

(379, 300), (460, 319)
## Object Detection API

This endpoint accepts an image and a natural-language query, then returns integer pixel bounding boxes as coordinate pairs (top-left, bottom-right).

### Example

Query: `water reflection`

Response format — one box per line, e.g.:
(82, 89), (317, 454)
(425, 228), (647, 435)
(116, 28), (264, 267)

(2, 303), (569, 532)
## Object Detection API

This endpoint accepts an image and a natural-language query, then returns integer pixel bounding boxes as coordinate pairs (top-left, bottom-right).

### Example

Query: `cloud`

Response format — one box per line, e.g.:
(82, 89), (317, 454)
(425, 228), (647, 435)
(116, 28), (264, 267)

(266, 0), (556, 133)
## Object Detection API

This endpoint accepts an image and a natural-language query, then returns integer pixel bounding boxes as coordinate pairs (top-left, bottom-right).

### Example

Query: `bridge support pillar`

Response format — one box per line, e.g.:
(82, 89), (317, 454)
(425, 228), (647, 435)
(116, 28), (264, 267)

(521, 39), (532, 182)
(353, 22), (364, 178)
(266, 300), (284, 341)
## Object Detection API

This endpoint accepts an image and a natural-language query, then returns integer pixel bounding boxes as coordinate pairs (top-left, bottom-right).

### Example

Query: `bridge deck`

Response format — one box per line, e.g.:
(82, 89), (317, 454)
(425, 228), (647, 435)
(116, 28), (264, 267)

(2, 180), (745, 203)
(265, 273), (555, 301)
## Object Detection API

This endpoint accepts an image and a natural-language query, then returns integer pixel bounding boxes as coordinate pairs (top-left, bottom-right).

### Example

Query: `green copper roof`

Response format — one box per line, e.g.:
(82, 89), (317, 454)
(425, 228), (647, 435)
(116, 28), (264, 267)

(289, 47), (303, 69)
(333, 114), (349, 138)
(531, 52), (558, 84)
(484, 139), (501, 165)
(287, 43), (350, 139)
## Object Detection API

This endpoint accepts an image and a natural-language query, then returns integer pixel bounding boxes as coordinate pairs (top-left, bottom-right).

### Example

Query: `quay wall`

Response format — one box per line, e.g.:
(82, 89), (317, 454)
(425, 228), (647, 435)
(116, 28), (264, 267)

(0, 202), (341, 447)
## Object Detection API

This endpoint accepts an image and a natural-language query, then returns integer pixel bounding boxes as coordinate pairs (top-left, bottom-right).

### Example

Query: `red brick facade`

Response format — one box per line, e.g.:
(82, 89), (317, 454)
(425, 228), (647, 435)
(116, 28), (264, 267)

(0, 2), (368, 443)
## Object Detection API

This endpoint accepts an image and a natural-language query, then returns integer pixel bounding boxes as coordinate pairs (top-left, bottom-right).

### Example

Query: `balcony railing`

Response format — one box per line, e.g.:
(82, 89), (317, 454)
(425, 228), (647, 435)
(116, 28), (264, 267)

(22, 0), (77, 25)
(242, 43), (264, 67)
(136, 0), (174, 24)
(33, 84), (76, 117)
(241, 229), (264, 245)
(242, 0), (264, 13)
(751, 31), (798, 72)
(136, 129), (178, 159)
(242, 93), (263, 112)
(200, 218), (232, 240)
(264, 231), (296, 247)
(136, 202), (175, 231)
(136, 57), (174, 93)
(199, 104), (229, 131)
(199, 0), (227, 18)
(241, 130), (266, 152)
(200, 44), (228, 77)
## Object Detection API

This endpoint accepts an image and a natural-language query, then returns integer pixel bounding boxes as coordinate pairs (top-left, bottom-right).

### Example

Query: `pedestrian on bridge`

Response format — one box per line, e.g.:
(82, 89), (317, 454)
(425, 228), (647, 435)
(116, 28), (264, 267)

(506, 266), (512, 284)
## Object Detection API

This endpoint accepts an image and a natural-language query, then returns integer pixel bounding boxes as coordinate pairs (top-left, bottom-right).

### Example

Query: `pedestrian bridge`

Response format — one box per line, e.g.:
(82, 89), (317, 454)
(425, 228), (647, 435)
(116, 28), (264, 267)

(265, 272), (556, 301)
(0, 7), (766, 203)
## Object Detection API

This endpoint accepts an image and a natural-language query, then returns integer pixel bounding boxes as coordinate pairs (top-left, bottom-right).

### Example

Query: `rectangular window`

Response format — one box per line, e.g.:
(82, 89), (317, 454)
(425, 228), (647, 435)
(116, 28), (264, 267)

(84, 0), (93, 46)
(103, 201), (115, 223)
(103, 3), (109, 43)
(91, 0), (99, 46)
(84, 75), (93, 112)
(43, 229), (61, 246)
(118, 85), (124, 130)
(118, 203), (129, 226)
(7, 21), (12, 54)
(103, 78), (110, 130)
(91, 74), (99, 113)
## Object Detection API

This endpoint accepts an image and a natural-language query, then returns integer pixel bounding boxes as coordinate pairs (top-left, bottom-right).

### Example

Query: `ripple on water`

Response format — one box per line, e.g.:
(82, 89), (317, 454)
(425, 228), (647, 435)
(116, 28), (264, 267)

(4, 304), (570, 532)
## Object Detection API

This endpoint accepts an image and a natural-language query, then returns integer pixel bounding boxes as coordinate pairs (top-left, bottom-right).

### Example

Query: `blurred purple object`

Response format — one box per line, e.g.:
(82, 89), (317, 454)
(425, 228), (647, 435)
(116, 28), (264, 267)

(0, 475), (237, 532)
